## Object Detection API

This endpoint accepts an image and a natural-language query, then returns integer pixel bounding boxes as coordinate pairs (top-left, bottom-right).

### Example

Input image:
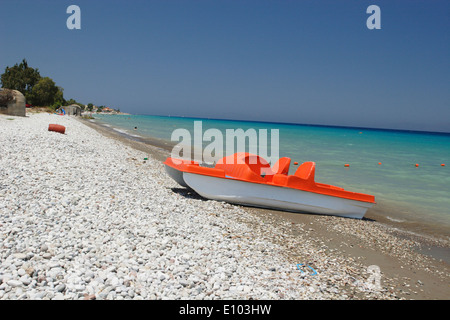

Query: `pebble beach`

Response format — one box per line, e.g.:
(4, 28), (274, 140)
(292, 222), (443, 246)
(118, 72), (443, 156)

(0, 113), (448, 300)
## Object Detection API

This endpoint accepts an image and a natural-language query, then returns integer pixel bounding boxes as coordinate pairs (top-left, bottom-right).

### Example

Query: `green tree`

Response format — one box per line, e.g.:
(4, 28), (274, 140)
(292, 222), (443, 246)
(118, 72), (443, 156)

(0, 59), (41, 101)
(28, 77), (59, 106)
(51, 87), (65, 110)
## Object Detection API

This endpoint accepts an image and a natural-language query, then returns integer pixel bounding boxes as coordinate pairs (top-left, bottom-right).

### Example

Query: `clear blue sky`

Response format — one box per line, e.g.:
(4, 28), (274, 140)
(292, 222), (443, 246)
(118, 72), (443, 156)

(1, 0), (449, 132)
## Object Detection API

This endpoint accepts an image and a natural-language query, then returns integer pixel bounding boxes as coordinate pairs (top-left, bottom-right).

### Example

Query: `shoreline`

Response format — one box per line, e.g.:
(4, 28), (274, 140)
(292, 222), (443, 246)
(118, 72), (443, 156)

(86, 117), (450, 244)
(0, 113), (448, 300)
(79, 116), (450, 299)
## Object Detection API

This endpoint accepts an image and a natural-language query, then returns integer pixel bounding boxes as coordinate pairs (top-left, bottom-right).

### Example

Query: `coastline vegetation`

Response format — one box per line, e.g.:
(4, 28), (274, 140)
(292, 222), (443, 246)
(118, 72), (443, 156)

(0, 59), (120, 113)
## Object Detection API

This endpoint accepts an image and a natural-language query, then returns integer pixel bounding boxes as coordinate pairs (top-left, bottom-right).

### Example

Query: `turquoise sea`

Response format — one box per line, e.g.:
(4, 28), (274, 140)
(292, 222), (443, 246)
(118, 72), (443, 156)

(93, 114), (450, 240)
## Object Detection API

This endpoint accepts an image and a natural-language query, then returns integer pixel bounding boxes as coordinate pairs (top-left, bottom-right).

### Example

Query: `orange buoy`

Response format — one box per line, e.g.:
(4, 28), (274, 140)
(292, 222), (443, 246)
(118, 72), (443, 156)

(378, 162), (382, 165)
(48, 124), (66, 134)
(344, 164), (350, 167)
(441, 164), (446, 167)
(294, 162), (299, 165)
(415, 164), (419, 167)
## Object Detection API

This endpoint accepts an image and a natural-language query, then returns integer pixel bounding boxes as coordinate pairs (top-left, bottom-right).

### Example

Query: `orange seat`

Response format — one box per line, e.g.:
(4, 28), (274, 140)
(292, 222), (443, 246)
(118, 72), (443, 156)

(215, 153), (273, 182)
(294, 161), (316, 181)
(271, 157), (291, 175)
(284, 162), (316, 189)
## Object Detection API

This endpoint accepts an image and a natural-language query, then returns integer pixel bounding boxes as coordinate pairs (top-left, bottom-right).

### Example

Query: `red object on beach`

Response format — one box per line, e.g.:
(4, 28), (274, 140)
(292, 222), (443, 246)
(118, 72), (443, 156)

(48, 124), (66, 134)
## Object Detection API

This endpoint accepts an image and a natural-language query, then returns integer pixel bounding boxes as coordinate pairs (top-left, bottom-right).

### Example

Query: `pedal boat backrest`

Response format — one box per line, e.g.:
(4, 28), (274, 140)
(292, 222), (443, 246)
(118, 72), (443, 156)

(215, 152), (273, 182)
(271, 157), (291, 175)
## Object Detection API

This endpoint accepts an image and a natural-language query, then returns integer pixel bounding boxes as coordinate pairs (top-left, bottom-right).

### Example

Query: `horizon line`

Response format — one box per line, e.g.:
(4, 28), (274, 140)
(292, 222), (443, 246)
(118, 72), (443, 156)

(108, 112), (450, 136)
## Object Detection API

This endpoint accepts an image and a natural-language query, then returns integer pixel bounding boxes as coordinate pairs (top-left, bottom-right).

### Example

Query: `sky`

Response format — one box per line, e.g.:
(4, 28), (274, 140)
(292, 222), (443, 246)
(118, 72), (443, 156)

(1, 0), (449, 132)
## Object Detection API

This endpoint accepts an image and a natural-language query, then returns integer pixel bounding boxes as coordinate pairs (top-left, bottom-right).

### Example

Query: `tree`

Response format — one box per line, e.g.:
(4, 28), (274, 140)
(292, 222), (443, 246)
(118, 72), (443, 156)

(28, 77), (59, 106)
(0, 59), (41, 101)
(51, 87), (65, 110)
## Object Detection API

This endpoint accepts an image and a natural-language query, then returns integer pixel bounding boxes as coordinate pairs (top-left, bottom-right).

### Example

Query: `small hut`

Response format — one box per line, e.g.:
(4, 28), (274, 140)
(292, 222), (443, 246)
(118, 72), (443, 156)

(64, 104), (82, 116)
(0, 88), (26, 117)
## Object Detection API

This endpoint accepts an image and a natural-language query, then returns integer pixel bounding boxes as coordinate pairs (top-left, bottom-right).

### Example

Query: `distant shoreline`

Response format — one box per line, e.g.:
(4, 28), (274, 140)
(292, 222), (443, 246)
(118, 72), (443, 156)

(101, 113), (450, 136)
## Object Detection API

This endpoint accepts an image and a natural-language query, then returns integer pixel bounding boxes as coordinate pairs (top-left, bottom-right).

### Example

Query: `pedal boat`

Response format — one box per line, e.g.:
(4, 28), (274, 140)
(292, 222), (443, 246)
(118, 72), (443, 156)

(164, 153), (375, 219)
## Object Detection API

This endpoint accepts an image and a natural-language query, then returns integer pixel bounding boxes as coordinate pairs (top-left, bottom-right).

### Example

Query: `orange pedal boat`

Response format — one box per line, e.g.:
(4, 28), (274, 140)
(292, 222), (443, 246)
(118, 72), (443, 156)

(164, 153), (375, 219)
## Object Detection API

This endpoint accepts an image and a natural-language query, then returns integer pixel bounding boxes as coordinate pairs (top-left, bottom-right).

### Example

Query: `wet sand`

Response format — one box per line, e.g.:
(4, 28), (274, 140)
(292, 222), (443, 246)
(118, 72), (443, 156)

(79, 117), (450, 299)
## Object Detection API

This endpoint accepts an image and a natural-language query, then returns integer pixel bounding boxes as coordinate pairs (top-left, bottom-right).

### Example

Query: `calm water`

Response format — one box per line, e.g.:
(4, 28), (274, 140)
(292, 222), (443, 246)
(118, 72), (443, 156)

(93, 114), (450, 239)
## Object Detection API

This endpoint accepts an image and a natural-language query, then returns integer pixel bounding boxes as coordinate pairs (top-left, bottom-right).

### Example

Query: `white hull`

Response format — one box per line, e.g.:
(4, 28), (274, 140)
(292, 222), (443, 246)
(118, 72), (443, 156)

(183, 173), (374, 219)
(164, 165), (189, 188)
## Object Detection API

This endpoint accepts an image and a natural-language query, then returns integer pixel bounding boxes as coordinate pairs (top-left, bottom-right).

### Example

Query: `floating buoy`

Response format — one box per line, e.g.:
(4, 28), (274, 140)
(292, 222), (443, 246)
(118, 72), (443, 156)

(378, 162), (382, 165)
(294, 162), (299, 165)
(48, 124), (66, 134)
(441, 164), (446, 167)
(344, 164), (350, 167)
(415, 164), (419, 167)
